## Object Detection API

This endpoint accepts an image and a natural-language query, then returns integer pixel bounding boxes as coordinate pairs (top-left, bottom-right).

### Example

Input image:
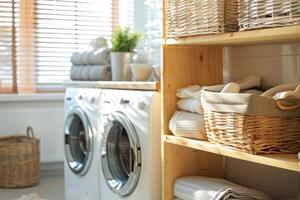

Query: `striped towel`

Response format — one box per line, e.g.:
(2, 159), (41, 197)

(174, 176), (273, 200)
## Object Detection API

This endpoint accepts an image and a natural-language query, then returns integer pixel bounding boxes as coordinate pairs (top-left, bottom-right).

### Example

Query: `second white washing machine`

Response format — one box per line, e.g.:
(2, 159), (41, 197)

(99, 89), (161, 200)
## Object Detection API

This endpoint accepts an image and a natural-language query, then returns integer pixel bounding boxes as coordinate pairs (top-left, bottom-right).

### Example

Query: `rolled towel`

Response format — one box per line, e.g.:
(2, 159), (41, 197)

(70, 66), (83, 80)
(70, 52), (82, 65)
(169, 111), (207, 140)
(273, 84), (300, 100)
(174, 176), (273, 200)
(221, 82), (240, 93)
(261, 82), (300, 97)
(177, 98), (203, 114)
(88, 65), (111, 81)
(88, 48), (111, 65)
(80, 51), (90, 65)
(89, 37), (107, 49)
(81, 66), (90, 80)
(176, 85), (202, 98)
(237, 75), (261, 90)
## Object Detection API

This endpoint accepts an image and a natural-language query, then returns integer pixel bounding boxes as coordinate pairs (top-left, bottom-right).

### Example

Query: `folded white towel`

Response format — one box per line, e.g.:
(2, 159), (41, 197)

(174, 176), (272, 200)
(177, 98), (203, 114)
(169, 111), (207, 140)
(176, 85), (202, 98)
(70, 66), (83, 80)
(88, 48), (111, 65)
(89, 65), (111, 81)
(81, 66), (90, 80)
(70, 52), (82, 65)
(80, 51), (90, 65)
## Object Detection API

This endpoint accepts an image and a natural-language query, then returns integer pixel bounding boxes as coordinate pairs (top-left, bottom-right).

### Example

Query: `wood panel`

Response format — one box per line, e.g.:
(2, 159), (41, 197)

(161, 45), (223, 136)
(163, 142), (224, 200)
(164, 135), (300, 172)
(164, 25), (300, 46)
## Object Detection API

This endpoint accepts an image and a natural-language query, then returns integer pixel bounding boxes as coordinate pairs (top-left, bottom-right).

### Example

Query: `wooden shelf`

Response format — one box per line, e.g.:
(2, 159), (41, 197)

(163, 135), (300, 172)
(164, 25), (300, 46)
(64, 81), (160, 91)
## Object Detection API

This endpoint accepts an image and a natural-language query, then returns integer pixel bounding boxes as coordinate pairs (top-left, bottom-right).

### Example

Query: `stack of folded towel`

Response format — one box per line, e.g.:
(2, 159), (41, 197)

(173, 176), (272, 200)
(70, 38), (111, 81)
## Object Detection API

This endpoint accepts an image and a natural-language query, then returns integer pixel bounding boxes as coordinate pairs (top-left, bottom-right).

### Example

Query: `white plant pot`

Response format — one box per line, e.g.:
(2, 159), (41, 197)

(111, 52), (132, 81)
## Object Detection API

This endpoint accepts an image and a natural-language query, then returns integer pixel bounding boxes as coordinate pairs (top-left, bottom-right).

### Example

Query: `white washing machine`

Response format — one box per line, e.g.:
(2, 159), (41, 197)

(64, 88), (101, 200)
(99, 89), (161, 200)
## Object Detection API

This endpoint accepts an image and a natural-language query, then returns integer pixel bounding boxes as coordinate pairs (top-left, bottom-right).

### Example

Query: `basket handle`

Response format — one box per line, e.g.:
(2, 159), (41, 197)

(27, 126), (36, 139)
(275, 99), (300, 111)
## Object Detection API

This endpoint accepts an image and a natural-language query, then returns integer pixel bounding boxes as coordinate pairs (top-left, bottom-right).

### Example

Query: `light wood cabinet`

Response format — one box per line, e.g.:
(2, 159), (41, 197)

(161, 1), (300, 200)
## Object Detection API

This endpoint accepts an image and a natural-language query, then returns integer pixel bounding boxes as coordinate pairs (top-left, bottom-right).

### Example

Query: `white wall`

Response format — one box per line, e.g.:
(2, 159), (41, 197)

(223, 42), (300, 199)
(0, 95), (64, 163)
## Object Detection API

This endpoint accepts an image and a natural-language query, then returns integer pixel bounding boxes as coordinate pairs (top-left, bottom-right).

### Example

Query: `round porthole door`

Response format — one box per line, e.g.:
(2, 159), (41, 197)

(64, 106), (93, 175)
(101, 112), (141, 197)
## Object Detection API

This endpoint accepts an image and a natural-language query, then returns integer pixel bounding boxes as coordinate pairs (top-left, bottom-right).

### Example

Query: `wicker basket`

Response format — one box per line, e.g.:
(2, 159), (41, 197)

(0, 127), (40, 188)
(165, 0), (238, 38)
(202, 90), (300, 154)
(239, 0), (300, 31)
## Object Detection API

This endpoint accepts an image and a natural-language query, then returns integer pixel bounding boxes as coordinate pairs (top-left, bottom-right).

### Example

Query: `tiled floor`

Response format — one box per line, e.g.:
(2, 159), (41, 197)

(0, 175), (64, 200)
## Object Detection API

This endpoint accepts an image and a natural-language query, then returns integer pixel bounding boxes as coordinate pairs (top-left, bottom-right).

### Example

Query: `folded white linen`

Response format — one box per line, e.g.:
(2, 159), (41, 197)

(81, 66), (90, 80)
(89, 65), (111, 81)
(169, 111), (207, 140)
(70, 52), (81, 65)
(70, 66), (83, 80)
(176, 85), (202, 98)
(174, 176), (272, 200)
(177, 98), (203, 114)
(88, 48), (111, 65)
(80, 51), (90, 65)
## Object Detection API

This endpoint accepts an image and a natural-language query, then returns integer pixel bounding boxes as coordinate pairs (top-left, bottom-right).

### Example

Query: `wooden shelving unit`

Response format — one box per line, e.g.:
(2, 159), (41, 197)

(161, 2), (300, 200)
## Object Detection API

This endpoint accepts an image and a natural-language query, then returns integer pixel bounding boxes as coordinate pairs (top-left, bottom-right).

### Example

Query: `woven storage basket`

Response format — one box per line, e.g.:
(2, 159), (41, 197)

(0, 127), (40, 188)
(239, 0), (300, 31)
(165, 0), (238, 38)
(202, 90), (300, 154)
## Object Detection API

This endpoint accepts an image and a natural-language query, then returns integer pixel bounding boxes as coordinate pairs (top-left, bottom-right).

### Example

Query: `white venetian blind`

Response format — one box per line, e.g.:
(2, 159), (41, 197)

(34, 0), (113, 90)
(0, 0), (17, 93)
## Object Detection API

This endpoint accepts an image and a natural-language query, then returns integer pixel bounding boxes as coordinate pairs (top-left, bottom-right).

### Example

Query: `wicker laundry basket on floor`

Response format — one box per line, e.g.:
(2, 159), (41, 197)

(0, 127), (40, 188)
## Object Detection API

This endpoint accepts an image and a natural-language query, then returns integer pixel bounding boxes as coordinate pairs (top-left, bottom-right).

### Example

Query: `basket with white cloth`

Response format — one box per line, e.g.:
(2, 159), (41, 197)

(202, 84), (300, 154)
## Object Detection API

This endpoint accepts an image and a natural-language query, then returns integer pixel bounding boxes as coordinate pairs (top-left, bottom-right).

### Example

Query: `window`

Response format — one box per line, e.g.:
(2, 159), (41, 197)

(0, 0), (17, 93)
(0, 0), (135, 93)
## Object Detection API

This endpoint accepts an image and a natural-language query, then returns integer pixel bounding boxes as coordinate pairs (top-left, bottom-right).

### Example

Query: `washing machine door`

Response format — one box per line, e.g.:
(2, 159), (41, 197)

(101, 111), (141, 197)
(64, 106), (93, 175)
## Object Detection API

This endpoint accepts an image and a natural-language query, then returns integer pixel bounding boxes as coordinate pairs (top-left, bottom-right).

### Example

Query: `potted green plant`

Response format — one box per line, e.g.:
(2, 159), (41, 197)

(111, 26), (141, 81)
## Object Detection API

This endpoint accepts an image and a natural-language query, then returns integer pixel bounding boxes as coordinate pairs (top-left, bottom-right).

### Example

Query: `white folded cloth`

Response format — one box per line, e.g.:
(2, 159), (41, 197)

(80, 51), (90, 65)
(89, 65), (111, 81)
(70, 65), (111, 81)
(70, 66), (83, 80)
(176, 85), (202, 99)
(169, 111), (207, 140)
(71, 48), (111, 65)
(177, 98), (203, 114)
(70, 52), (81, 65)
(88, 48), (111, 65)
(81, 66), (90, 80)
(174, 176), (272, 200)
